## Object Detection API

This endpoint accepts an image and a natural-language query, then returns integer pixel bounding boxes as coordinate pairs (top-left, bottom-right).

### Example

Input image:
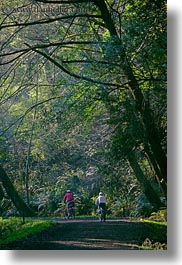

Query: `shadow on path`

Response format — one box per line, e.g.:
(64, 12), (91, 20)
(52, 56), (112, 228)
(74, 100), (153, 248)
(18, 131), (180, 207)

(2, 219), (167, 250)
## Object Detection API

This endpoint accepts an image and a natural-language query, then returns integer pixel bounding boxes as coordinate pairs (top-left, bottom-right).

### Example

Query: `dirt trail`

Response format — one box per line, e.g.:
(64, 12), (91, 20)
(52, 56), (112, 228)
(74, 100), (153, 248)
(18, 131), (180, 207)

(3, 218), (167, 250)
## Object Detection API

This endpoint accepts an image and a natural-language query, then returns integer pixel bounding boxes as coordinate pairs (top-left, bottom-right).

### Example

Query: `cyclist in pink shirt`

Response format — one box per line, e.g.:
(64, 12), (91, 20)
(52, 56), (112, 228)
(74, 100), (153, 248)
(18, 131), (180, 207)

(64, 190), (74, 214)
(64, 190), (74, 203)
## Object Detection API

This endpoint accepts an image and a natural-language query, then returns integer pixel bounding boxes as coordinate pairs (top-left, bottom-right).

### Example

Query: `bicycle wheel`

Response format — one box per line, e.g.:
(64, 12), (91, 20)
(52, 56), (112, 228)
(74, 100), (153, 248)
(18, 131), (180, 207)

(99, 207), (106, 222)
(67, 207), (75, 219)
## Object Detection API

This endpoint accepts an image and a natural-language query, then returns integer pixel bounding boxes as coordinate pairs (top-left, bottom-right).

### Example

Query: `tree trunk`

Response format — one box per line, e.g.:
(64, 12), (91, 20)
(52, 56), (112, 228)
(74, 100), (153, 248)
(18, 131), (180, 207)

(144, 144), (167, 196)
(94, 0), (167, 189)
(127, 152), (163, 210)
(0, 184), (4, 200)
(25, 73), (39, 205)
(0, 165), (35, 217)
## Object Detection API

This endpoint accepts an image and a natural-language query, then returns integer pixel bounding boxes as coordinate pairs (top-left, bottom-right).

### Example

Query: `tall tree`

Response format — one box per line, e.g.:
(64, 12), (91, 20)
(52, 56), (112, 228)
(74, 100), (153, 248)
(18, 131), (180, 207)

(0, 0), (167, 211)
(0, 165), (35, 216)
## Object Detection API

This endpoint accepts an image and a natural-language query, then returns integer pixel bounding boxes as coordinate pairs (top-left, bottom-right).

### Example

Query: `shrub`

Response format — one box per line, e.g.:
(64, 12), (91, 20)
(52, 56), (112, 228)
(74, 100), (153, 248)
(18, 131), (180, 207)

(148, 209), (167, 222)
(142, 238), (167, 250)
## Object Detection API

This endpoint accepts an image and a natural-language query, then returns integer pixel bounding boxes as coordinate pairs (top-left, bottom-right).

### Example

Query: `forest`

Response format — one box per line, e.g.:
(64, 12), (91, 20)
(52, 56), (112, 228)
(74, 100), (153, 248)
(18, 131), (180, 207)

(0, 0), (167, 221)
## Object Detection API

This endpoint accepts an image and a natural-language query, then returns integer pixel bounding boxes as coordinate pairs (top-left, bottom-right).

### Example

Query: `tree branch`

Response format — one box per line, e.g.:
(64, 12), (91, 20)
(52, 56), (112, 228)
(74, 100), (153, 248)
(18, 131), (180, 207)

(0, 40), (98, 59)
(0, 96), (61, 137)
(33, 0), (93, 4)
(25, 43), (123, 88)
(0, 14), (101, 30)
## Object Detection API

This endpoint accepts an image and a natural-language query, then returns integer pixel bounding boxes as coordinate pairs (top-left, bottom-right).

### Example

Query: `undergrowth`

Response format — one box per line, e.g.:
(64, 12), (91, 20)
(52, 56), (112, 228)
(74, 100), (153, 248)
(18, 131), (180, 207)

(141, 214), (167, 250)
(0, 217), (54, 246)
(142, 238), (167, 250)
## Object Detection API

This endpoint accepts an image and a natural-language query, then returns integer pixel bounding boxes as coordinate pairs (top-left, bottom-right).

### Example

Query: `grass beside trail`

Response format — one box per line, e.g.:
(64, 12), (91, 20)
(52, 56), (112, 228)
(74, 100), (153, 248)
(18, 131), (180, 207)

(0, 217), (54, 246)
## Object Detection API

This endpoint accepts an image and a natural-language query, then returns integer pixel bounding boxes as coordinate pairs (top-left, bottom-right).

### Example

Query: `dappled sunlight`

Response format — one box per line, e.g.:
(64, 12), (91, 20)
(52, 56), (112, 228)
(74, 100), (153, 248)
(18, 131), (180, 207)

(1, 219), (166, 250)
(37, 239), (140, 250)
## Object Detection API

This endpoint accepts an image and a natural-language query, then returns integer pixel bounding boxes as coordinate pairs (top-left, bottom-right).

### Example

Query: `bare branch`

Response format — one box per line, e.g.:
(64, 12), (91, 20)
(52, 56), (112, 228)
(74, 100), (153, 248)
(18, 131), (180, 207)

(61, 59), (120, 67)
(0, 96), (61, 137)
(0, 40), (98, 59)
(0, 14), (101, 30)
(33, 0), (93, 4)
(26, 43), (123, 88)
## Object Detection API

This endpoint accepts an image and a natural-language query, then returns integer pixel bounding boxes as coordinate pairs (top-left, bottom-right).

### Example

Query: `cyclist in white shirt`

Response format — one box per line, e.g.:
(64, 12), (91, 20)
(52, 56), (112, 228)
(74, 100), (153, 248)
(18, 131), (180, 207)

(95, 192), (106, 213)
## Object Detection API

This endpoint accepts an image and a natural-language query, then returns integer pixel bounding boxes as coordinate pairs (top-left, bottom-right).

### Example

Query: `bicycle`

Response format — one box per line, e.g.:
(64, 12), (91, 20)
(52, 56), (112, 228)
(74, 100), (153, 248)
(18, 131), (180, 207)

(98, 206), (106, 222)
(65, 201), (75, 219)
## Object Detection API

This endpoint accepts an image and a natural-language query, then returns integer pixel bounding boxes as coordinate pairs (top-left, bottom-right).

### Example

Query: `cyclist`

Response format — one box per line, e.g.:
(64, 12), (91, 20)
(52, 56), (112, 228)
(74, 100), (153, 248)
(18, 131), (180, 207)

(95, 192), (107, 221)
(64, 190), (74, 218)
